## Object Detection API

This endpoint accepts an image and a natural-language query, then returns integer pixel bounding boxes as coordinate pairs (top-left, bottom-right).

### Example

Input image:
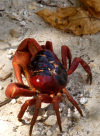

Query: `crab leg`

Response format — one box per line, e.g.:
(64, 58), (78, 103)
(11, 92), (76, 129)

(29, 94), (51, 136)
(12, 62), (24, 84)
(52, 93), (62, 132)
(5, 83), (36, 99)
(18, 98), (36, 121)
(63, 88), (83, 117)
(67, 57), (92, 84)
(29, 96), (42, 136)
(41, 41), (53, 52)
(17, 38), (42, 56)
(61, 45), (72, 69)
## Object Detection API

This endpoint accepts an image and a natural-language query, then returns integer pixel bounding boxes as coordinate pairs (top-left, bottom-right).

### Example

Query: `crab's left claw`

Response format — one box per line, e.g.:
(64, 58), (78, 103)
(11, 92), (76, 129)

(0, 83), (35, 107)
(5, 83), (35, 99)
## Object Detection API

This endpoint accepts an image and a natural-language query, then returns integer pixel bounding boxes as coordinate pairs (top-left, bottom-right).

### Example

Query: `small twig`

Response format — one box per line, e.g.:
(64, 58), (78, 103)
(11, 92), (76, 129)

(0, 96), (19, 107)
(0, 10), (5, 12)
(0, 98), (11, 107)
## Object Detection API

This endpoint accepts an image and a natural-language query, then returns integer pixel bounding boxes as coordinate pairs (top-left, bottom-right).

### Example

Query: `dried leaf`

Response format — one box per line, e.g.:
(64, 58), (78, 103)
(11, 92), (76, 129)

(37, 7), (76, 30)
(65, 8), (100, 35)
(80, 0), (100, 18)
(37, 7), (100, 35)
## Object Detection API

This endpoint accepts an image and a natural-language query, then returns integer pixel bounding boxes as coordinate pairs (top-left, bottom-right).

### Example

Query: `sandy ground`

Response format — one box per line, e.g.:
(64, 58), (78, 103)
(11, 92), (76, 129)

(0, 0), (100, 136)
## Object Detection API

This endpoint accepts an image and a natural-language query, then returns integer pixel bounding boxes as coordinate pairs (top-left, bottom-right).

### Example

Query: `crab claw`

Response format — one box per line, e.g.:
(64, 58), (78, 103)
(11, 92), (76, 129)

(12, 38), (43, 86)
(5, 83), (35, 99)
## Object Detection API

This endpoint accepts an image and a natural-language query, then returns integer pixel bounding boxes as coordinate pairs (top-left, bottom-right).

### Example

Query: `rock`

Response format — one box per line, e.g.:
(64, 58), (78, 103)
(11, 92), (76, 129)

(80, 97), (88, 104)
(0, 1), (11, 10)
(0, 52), (12, 80)
(11, 0), (24, 8)
(44, 115), (57, 126)
(0, 41), (10, 50)
(8, 12), (22, 21)
(0, 1), (5, 10)
(9, 28), (21, 38)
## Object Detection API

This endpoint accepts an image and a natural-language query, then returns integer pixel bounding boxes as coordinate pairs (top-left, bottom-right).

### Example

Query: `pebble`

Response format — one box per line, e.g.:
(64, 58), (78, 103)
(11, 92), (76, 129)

(28, 3), (38, 10)
(40, 4), (44, 7)
(59, 108), (62, 112)
(32, 130), (40, 135)
(7, 49), (15, 55)
(59, 103), (65, 108)
(20, 21), (26, 26)
(74, 108), (80, 117)
(37, 116), (42, 121)
(8, 12), (21, 21)
(43, 111), (47, 118)
(80, 97), (88, 104)
(67, 108), (72, 117)
(0, 85), (3, 90)
(17, 100), (22, 104)
(6, 54), (12, 60)
(41, 102), (50, 109)
(42, 0), (50, 3)
(59, 103), (65, 112)
(23, 10), (28, 19)
(11, 99), (16, 104)
(47, 130), (52, 136)
(44, 115), (57, 126)
(62, 132), (68, 136)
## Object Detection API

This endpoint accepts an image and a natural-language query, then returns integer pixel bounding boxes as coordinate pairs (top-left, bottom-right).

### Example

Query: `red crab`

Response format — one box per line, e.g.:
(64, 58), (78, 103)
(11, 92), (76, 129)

(5, 38), (92, 136)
